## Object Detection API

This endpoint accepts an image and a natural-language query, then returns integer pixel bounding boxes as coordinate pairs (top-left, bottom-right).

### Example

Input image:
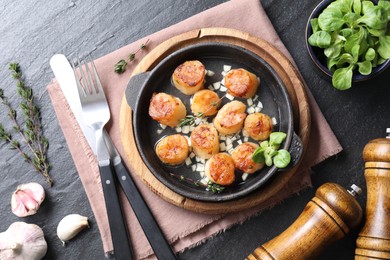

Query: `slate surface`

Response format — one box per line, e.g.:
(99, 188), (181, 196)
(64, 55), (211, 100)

(0, 0), (389, 259)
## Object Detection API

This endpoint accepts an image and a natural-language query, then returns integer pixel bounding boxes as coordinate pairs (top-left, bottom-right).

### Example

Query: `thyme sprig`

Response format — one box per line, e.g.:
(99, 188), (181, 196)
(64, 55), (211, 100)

(114, 38), (150, 74)
(169, 173), (225, 194)
(179, 112), (204, 127)
(0, 63), (52, 186)
(178, 95), (224, 127)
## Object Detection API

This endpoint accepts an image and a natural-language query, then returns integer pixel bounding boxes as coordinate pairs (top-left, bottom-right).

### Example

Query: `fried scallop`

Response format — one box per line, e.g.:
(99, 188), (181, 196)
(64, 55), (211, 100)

(172, 60), (206, 95)
(205, 153), (235, 186)
(231, 142), (264, 174)
(224, 68), (259, 98)
(155, 134), (189, 165)
(213, 100), (246, 135)
(190, 124), (219, 159)
(148, 92), (186, 128)
(243, 112), (273, 141)
(190, 89), (220, 116)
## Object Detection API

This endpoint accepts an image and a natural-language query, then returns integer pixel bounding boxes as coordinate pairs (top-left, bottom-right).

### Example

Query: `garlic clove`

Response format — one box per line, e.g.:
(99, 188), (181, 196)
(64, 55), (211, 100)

(19, 182), (45, 203)
(11, 182), (45, 218)
(0, 222), (47, 260)
(57, 214), (89, 245)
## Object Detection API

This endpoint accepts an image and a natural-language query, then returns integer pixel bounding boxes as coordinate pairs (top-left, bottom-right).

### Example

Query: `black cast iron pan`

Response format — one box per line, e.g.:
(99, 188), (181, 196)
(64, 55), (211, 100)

(125, 42), (302, 202)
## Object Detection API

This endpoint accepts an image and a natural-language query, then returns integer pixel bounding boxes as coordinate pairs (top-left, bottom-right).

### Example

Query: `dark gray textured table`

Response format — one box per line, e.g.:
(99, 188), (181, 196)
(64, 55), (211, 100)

(1, 1), (389, 259)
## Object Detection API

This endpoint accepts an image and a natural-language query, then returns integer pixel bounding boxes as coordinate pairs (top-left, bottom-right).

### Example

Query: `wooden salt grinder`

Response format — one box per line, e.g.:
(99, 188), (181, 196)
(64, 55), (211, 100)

(247, 183), (363, 260)
(355, 138), (390, 259)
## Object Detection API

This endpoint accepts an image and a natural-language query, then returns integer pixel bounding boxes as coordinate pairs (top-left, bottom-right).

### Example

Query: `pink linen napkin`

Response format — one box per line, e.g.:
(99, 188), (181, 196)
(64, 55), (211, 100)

(47, 0), (342, 259)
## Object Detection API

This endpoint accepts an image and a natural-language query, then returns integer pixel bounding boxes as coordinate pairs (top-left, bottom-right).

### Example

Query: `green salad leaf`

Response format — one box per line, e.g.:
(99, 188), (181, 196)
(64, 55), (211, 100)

(333, 66), (354, 90)
(378, 35), (390, 59)
(308, 31), (332, 48)
(308, 0), (390, 90)
(318, 9), (345, 31)
(252, 132), (291, 169)
(273, 150), (291, 169)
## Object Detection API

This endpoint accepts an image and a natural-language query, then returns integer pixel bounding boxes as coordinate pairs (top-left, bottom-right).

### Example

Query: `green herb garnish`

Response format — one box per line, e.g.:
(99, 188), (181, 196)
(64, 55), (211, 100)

(252, 132), (291, 169)
(178, 95), (223, 127)
(0, 63), (51, 185)
(206, 180), (225, 194)
(179, 112), (204, 127)
(308, 0), (390, 90)
(114, 38), (150, 74)
(169, 173), (225, 194)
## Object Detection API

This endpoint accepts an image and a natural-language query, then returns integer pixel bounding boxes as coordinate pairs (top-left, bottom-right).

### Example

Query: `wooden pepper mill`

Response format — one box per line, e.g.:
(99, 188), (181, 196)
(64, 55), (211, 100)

(355, 138), (390, 259)
(247, 183), (363, 260)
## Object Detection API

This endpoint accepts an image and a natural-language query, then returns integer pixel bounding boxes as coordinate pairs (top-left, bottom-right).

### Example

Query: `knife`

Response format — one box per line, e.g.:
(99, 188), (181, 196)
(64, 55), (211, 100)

(50, 54), (176, 260)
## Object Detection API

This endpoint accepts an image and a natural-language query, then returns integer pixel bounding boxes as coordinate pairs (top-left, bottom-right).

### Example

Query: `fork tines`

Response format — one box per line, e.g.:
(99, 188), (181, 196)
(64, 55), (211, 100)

(71, 56), (104, 96)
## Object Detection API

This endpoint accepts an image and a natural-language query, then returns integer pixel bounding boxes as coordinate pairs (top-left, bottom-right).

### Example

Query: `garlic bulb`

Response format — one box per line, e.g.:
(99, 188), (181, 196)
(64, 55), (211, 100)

(11, 182), (45, 217)
(57, 214), (89, 245)
(0, 222), (47, 260)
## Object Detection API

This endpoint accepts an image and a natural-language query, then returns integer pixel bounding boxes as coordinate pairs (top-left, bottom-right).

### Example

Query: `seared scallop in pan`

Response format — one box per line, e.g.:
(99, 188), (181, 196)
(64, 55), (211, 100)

(243, 112), (272, 141)
(172, 60), (206, 95)
(148, 92), (187, 128)
(190, 89), (221, 116)
(205, 153), (235, 186)
(213, 100), (246, 136)
(231, 142), (264, 174)
(155, 134), (190, 165)
(190, 124), (219, 159)
(224, 68), (259, 98)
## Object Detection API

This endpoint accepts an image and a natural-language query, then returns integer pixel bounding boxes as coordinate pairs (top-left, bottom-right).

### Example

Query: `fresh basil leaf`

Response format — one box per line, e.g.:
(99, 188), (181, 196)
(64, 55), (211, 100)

(378, 35), (390, 59)
(273, 149), (291, 169)
(252, 147), (265, 163)
(332, 66), (354, 90)
(365, 47), (376, 60)
(269, 132), (287, 146)
(310, 18), (320, 33)
(308, 31), (332, 48)
(353, 0), (362, 15)
(357, 60), (372, 75)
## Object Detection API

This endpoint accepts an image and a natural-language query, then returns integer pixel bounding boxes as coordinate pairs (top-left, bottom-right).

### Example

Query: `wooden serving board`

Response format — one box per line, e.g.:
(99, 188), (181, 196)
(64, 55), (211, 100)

(119, 28), (311, 214)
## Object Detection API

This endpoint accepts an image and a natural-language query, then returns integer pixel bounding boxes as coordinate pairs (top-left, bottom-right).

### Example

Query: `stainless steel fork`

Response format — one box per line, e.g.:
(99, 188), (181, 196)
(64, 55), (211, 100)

(72, 57), (133, 260)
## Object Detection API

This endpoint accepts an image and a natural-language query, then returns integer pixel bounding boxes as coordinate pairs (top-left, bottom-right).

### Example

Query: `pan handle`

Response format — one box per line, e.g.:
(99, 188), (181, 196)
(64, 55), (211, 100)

(289, 132), (303, 167)
(278, 132), (303, 171)
(125, 72), (150, 109)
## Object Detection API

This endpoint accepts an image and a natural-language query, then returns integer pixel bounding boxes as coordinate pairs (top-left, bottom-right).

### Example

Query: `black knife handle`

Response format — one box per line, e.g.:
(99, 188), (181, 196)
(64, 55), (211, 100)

(99, 163), (134, 260)
(114, 160), (177, 260)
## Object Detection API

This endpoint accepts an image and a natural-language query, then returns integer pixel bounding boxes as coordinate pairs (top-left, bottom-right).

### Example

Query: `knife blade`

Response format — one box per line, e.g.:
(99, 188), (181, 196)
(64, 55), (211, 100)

(49, 54), (97, 153)
(50, 54), (176, 260)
